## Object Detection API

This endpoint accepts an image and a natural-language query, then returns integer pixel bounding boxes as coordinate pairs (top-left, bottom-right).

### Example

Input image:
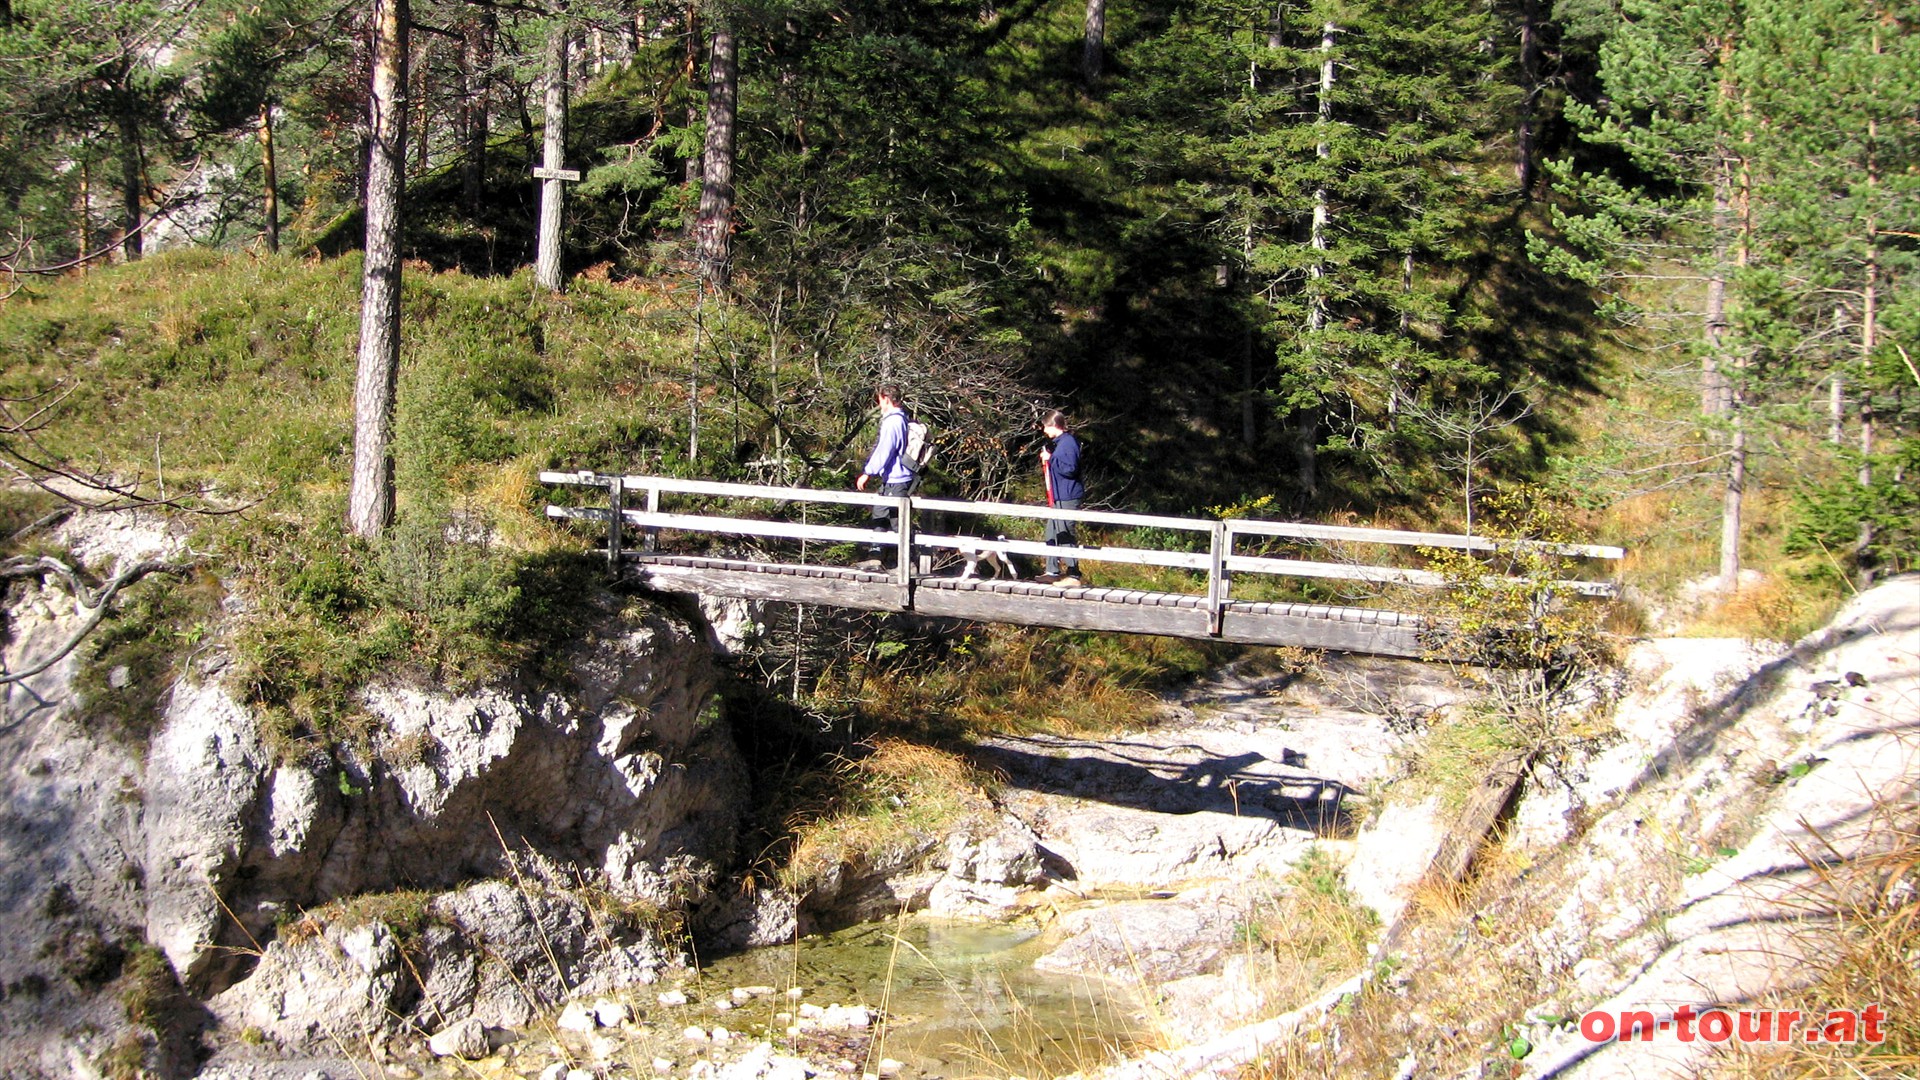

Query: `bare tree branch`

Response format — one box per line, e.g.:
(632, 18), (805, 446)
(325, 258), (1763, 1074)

(0, 555), (193, 686)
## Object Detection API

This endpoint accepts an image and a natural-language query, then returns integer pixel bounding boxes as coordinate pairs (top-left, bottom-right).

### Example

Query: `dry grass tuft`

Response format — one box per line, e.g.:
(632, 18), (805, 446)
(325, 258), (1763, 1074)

(780, 739), (993, 894)
(1716, 801), (1920, 1079)
(1687, 569), (1846, 644)
(1236, 850), (1380, 1012)
(1240, 832), (1558, 1080)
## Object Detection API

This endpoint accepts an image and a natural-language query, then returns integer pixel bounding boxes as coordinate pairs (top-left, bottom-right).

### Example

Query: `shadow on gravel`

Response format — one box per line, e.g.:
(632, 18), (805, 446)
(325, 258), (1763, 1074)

(968, 734), (1359, 838)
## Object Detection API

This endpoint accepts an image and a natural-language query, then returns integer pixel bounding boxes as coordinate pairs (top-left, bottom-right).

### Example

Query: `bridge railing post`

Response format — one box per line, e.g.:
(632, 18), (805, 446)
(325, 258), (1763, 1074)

(607, 475), (625, 572)
(1207, 520), (1229, 635)
(896, 494), (914, 593)
(644, 484), (660, 552)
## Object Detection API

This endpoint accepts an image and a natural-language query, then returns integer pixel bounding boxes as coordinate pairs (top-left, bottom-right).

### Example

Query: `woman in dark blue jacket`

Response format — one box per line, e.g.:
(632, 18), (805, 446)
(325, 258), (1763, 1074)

(1039, 410), (1083, 584)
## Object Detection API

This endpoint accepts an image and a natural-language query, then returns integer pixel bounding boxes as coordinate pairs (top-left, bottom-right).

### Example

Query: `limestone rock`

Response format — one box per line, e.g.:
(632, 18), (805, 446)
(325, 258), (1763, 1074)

(427, 1017), (490, 1060)
(143, 678), (272, 988)
(556, 1000), (599, 1032)
(209, 921), (408, 1045)
(0, 578), (154, 1076)
(1034, 889), (1245, 983)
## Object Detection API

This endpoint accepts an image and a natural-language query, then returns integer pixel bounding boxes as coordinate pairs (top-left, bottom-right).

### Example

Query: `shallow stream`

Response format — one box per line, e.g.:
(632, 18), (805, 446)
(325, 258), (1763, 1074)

(690, 916), (1147, 1079)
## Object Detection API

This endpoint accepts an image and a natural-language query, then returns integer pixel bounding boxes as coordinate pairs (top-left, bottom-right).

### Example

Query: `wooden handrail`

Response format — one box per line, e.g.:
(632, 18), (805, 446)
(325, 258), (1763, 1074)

(540, 472), (1625, 618)
(1224, 518), (1625, 560)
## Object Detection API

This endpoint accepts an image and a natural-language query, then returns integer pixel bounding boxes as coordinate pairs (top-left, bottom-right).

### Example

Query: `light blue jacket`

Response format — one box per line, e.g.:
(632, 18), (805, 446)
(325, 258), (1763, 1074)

(862, 407), (915, 485)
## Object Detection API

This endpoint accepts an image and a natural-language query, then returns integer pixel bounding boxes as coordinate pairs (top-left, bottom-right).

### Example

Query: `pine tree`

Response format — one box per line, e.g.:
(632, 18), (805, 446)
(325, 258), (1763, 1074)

(349, 0), (410, 538)
(1530, 0), (1761, 586)
(1743, 0), (1920, 580)
(0, 0), (196, 266)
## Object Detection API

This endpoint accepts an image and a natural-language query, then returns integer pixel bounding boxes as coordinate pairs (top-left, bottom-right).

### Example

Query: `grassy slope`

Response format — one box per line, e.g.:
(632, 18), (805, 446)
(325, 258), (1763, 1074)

(0, 238), (1846, 759)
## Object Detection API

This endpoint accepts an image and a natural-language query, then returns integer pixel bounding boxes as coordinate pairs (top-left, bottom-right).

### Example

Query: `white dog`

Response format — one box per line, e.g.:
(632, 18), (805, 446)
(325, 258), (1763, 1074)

(957, 536), (1019, 580)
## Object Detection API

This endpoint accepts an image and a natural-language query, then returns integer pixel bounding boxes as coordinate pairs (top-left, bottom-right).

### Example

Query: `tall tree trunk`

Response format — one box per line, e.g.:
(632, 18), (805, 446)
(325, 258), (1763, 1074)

(1855, 63), (1881, 586)
(1716, 79), (1752, 591)
(460, 11), (494, 213)
(1830, 370), (1844, 444)
(1083, 0), (1105, 86)
(1225, 222), (1256, 445)
(116, 105), (142, 262)
(258, 102), (280, 254)
(696, 12), (737, 289)
(1719, 402), (1744, 587)
(1703, 169), (1732, 417)
(77, 156), (91, 269)
(684, 9), (703, 185)
(349, 0), (410, 539)
(414, 37), (432, 173)
(535, 9), (570, 292)
(1296, 20), (1337, 501)
(1516, 0), (1541, 192)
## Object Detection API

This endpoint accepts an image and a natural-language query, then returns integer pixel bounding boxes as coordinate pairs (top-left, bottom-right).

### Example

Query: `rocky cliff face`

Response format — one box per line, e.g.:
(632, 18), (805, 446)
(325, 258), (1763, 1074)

(1, 512), (747, 1078)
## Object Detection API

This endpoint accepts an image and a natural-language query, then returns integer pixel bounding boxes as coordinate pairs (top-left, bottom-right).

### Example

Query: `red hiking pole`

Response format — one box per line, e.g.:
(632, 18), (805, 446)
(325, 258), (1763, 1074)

(1042, 452), (1055, 508)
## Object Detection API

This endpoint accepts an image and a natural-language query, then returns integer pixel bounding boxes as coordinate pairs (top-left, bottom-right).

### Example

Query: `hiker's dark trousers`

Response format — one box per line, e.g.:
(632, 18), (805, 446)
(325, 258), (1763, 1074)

(1045, 498), (1081, 576)
(867, 481), (913, 566)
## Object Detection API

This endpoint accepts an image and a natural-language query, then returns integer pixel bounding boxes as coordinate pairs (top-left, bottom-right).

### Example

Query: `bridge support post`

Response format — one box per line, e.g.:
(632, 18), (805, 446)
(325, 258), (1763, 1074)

(1207, 520), (1228, 635)
(896, 494), (914, 600)
(644, 484), (660, 552)
(607, 476), (625, 572)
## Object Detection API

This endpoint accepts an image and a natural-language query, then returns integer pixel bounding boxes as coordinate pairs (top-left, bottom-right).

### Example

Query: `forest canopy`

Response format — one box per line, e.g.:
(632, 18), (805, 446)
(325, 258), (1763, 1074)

(1, 0), (1914, 588)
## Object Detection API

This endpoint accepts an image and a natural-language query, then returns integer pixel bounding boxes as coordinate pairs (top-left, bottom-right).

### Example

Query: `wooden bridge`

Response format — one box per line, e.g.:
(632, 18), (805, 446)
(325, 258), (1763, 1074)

(542, 472), (1624, 659)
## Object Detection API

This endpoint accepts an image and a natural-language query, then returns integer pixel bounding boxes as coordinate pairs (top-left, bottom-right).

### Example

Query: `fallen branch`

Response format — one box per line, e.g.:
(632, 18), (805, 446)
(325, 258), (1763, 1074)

(0, 555), (195, 686)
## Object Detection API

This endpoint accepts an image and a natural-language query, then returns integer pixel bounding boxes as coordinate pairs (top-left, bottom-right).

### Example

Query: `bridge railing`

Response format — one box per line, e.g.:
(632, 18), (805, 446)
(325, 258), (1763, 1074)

(541, 471), (1623, 603)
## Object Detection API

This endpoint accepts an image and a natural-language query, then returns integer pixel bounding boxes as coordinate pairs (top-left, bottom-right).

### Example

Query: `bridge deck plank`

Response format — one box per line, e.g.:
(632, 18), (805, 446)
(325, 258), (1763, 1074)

(617, 553), (1431, 655)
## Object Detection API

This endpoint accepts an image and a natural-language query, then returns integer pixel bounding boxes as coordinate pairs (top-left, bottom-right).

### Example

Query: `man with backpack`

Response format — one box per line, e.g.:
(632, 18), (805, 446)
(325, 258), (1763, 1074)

(1036, 409), (1083, 586)
(854, 384), (917, 571)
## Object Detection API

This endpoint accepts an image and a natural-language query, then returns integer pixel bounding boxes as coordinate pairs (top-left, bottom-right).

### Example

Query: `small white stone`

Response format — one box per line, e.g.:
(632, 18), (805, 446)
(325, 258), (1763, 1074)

(589, 1034), (620, 1060)
(537, 1064), (567, 1080)
(876, 1059), (904, 1078)
(766, 1055), (812, 1080)
(731, 987), (753, 1002)
(594, 999), (632, 1027)
(711, 1026), (732, 1044)
(566, 1071), (595, 1080)
(820, 1004), (872, 1029)
(684, 1025), (711, 1042)
(657, 989), (690, 1007)
(798, 1003), (825, 1019)
(713, 998), (735, 1011)
(426, 1018), (490, 1060)
(786, 987), (806, 999)
(557, 1000), (600, 1032)
(652, 1059), (674, 1075)
(742, 985), (777, 998)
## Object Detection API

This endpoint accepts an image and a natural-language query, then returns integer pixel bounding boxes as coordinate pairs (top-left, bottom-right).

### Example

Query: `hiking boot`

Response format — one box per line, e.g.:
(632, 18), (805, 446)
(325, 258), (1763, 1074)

(1031, 573), (1061, 584)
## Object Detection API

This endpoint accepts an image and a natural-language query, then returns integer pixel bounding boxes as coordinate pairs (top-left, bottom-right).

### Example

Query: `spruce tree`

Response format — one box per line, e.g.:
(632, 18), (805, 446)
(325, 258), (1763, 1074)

(1530, 0), (1761, 585)
(1118, 0), (1518, 508)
